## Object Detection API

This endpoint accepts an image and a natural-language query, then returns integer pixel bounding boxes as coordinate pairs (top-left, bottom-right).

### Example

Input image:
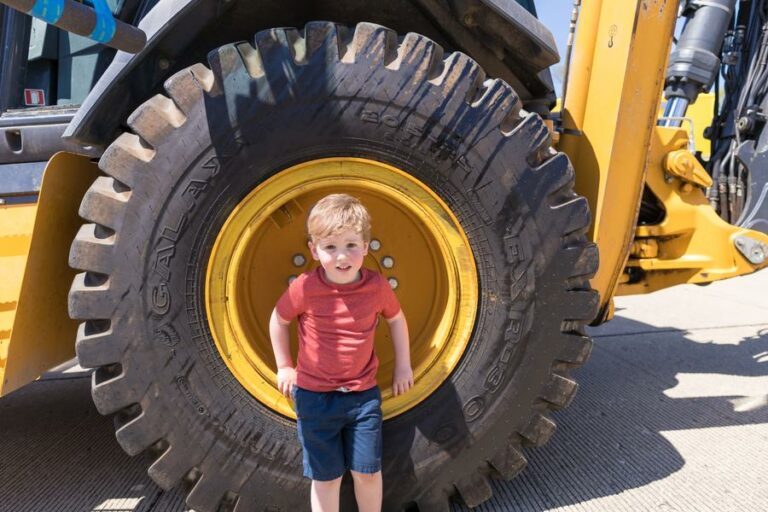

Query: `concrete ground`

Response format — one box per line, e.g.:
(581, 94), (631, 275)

(1, 271), (766, 512)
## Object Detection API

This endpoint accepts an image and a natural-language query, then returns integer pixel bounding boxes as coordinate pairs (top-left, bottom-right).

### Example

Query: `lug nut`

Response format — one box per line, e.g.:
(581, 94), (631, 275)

(292, 254), (306, 267)
(388, 277), (399, 289)
(382, 256), (394, 269)
(288, 275), (297, 284)
(370, 239), (381, 251)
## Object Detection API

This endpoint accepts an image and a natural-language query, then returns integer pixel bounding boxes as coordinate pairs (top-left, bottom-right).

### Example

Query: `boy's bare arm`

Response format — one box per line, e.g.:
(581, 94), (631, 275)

(387, 310), (413, 396)
(269, 308), (297, 397)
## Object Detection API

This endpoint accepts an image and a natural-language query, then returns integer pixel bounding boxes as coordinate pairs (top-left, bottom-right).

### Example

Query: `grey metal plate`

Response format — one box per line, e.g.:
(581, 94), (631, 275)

(0, 161), (45, 196)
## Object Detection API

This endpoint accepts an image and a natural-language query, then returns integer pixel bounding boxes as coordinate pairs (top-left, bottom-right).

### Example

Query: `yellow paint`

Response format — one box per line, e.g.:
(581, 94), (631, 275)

(664, 150), (713, 188)
(559, 0), (679, 316)
(206, 158), (478, 420)
(0, 153), (100, 396)
(0, 204), (35, 379)
(629, 239), (659, 259)
(618, 127), (768, 294)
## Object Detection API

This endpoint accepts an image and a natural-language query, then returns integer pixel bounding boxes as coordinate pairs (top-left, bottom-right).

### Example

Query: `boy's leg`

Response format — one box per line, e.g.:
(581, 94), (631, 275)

(294, 388), (346, 510)
(350, 470), (382, 512)
(311, 477), (343, 512)
(344, 387), (383, 512)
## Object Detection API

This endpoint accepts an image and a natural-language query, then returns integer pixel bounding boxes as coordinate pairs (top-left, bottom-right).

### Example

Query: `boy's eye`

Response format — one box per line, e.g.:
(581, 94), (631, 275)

(325, 245), (335, 250)
(347, 243), (357, 248)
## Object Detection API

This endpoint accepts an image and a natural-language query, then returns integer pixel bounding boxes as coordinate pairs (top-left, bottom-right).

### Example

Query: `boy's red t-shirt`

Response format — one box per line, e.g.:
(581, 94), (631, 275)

(275, 267), (401, 392)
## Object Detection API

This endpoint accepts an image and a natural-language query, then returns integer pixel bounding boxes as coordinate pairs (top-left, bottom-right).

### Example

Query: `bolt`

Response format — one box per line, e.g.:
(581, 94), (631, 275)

(288, 275), (297, 285)
(382, 256), (394, 269)
(370, 239), (381, 251)
(734, 236), (768, 264)
(158, 58), (170, 70)
(737, 116), (753, 134)
(752, 246), (766, 263)
(292, 254), (306, 267)
(388, 277), (399, 289)
(678, 157), (693, 173)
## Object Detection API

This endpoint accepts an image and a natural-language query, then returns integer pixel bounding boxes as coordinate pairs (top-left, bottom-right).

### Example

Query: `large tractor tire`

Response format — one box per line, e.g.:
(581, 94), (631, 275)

(69, 22), (598, 511)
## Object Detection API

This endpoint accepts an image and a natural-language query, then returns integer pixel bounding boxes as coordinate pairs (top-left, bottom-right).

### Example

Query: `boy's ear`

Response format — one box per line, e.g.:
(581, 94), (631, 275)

(362, 241), (369, 256)
(308, 240), (319, 260)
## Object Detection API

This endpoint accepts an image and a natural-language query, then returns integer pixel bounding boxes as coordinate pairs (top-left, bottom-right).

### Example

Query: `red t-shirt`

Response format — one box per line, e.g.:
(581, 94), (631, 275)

(275, 267), (401, 392)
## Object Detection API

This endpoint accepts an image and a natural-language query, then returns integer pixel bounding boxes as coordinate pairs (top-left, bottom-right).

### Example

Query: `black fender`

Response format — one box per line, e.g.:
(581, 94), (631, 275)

(64, 0), (559, 148)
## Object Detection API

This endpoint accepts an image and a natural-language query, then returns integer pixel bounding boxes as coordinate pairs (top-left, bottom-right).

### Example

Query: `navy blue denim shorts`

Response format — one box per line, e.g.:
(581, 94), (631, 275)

(292, 385), (382, 481)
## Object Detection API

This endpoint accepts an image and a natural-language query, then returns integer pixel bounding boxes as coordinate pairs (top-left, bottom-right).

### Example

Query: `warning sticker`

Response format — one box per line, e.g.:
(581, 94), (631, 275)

(24, 89), (46, 106)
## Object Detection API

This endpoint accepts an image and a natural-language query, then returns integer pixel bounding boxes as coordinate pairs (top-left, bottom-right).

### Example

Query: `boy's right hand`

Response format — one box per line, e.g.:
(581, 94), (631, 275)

(277, 367), (297, 397)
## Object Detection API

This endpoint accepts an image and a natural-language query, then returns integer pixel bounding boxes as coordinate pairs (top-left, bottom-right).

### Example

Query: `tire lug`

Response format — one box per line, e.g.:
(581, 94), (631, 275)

(292, 254), (306, 266)
(288, 275), (297, 284)
(382, 256), (394, 268)
(370, 239), (381, 251)
(388, 277), (399, 289)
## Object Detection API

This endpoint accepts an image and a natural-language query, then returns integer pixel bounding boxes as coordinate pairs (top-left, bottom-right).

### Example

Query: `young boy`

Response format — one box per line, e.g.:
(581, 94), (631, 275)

(269, 193), (413, 512)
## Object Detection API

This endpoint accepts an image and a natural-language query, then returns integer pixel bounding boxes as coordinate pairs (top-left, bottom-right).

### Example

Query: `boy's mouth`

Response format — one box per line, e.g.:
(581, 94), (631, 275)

(336, 265), (352, 272)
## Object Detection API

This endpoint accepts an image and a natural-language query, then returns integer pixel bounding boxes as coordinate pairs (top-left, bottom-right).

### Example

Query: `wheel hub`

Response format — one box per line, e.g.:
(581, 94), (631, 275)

(206, 158), (477, 419)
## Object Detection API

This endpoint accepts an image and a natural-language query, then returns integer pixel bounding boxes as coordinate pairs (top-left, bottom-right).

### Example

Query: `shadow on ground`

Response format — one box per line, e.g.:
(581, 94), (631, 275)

(456, 315), (768, 511)
(0, 315), (766, 512)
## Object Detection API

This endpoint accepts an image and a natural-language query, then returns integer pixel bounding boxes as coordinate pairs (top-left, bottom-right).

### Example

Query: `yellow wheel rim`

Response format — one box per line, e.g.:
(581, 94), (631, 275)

(206, 158), (477, 419)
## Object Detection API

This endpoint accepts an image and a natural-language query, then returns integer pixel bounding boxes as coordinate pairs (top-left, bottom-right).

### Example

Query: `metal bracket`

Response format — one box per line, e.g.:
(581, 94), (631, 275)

(619, 127), (768, 296)
(656, 116), (696, 152)
(663, 149), (713, 188)
(734, 235), (768, 265)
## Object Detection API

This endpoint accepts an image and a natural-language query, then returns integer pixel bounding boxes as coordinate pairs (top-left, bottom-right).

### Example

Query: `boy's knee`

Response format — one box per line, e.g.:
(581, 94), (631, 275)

(350, 470), (381, 483)
(313, 476), (343, 488)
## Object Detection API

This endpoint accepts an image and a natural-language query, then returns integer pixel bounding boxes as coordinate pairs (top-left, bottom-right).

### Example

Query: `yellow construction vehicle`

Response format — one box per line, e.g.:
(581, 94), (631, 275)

(1, 0), (766, 509)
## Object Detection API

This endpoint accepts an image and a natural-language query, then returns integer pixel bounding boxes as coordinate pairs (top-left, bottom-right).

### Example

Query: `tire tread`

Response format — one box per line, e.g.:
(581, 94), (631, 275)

(68, 20), (601, 512)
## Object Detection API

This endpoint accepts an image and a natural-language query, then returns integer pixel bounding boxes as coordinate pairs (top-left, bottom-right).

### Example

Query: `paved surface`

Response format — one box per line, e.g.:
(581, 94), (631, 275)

(1, 272), (767, 512)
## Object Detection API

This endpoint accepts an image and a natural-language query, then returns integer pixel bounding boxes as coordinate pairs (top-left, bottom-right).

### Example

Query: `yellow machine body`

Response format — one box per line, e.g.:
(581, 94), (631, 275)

(559, 0), (768, 320)
(618, 128), (768, 294)
(0, 153), (99, 396)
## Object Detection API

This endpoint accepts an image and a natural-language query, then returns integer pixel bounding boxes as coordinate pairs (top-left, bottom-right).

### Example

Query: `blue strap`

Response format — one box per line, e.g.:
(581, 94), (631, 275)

(88, 0), (116, 44)
(29, 0), (65, 24)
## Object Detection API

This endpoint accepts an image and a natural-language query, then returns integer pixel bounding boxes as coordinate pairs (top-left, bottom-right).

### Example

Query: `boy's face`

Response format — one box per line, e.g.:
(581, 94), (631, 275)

(308, 229), (369, 284)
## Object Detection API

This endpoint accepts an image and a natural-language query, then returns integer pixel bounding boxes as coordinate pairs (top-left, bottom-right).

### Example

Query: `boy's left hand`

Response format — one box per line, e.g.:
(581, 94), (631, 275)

(392, 365), (414, 396)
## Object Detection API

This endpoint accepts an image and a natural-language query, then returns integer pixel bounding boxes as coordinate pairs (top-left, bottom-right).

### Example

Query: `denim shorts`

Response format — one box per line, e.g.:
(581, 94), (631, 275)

(292, 385), (382, 481)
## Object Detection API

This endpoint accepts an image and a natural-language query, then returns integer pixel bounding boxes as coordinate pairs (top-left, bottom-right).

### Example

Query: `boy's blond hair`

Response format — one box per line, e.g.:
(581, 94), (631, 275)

(306, 194), (371, 242)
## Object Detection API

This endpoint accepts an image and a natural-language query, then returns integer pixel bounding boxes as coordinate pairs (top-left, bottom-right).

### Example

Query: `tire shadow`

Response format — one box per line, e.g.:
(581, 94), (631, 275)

(455, 316), (768, 511)
(1, 316), (765, 511)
